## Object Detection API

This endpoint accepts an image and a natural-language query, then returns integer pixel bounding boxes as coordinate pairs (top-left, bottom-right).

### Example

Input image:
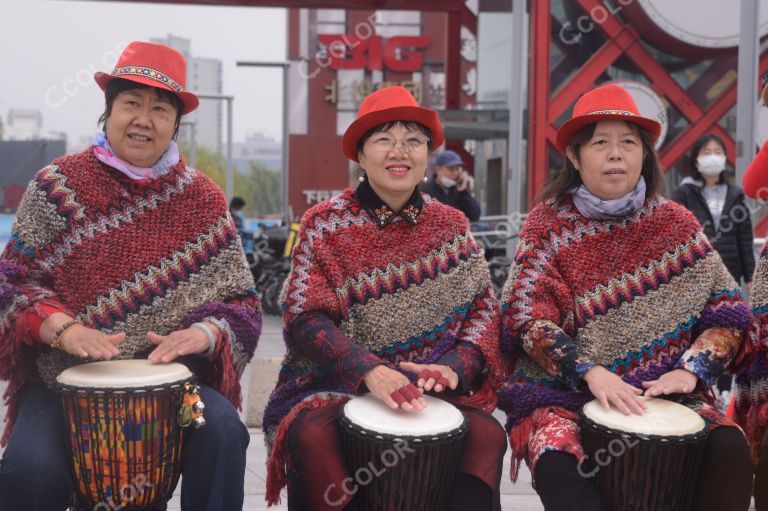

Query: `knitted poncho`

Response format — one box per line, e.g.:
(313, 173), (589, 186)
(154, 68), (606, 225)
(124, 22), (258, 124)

(734, 242), (768, 462)
(499, 195), (750, 473)
(0, 149), (262, 444)
(263, 184), (505, 504)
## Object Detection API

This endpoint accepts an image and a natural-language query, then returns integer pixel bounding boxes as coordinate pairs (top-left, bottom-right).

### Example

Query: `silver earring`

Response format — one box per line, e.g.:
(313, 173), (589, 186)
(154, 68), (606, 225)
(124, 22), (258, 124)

(423, 175), (428, 183)
(358, 174), (365, 183)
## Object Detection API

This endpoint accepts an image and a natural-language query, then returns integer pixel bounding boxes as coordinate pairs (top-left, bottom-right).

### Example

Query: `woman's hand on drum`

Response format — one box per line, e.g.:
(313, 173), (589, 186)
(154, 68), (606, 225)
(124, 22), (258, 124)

(363, 365), (426, 412)
(147, 325), (214, 363)
(583, 366), (646, 415)
(59, 326), (124, 360)
(399, 362), (458, 393)
(641, 369), (698, 397)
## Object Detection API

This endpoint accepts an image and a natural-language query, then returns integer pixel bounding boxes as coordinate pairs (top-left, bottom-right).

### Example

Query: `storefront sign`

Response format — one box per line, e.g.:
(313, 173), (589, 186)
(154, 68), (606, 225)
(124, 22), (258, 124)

(324, 80), (423, 104)
(302, 189), (345, 205)
(317, 35), (431, 72)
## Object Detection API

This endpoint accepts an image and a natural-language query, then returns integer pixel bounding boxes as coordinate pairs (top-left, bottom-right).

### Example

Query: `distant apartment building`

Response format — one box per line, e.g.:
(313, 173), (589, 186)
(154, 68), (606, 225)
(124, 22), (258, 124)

(151, 35), (223, 154)
(233, 132), (282, 173)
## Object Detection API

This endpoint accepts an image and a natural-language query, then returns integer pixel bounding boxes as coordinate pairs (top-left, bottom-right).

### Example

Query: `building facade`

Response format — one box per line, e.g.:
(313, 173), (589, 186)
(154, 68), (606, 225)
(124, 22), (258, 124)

(151, 35), (224, 154)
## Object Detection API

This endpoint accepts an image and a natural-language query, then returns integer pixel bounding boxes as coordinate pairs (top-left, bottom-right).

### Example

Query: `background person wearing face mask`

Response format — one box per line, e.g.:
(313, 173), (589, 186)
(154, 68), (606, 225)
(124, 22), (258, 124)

(421, 150), (481, 221)
(672, 134), (755, 289)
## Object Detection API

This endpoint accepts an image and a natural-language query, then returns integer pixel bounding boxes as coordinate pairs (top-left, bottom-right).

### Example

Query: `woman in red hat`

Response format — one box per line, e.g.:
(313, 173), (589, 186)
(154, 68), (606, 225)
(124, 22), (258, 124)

(0, 42), (261, 510)
(498, 83), (752, 510)
(263, 86), (508, 510)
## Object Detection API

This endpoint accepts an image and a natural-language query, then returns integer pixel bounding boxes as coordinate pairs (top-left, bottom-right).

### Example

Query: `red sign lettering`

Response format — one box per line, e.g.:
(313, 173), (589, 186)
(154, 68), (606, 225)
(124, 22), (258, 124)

(318, 35), (431, 72)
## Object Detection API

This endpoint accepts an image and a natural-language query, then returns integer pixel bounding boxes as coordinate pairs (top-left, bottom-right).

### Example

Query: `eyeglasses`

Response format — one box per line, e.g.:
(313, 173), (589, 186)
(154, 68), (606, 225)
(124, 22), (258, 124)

(367, 135), (429, 153)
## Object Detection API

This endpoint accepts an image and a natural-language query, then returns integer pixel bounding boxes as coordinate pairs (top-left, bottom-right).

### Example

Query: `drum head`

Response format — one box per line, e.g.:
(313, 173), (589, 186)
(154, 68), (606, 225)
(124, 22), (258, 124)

(343, 394), (464, 436)
(56, 360), (192, 388)
(582, 396), (705, 437)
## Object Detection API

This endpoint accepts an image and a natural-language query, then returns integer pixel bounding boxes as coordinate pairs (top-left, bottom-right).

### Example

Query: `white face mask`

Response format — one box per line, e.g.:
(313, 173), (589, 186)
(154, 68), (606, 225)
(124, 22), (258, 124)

(696, 154), (726, 177)
(439, 176), (457, 188)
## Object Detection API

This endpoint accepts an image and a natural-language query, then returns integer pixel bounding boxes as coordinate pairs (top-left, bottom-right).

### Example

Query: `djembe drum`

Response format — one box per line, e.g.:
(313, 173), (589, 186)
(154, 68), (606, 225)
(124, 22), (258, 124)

(56, 360), (205, 510)
(580, 396), (708, 511)
(339, 394), (468, 511)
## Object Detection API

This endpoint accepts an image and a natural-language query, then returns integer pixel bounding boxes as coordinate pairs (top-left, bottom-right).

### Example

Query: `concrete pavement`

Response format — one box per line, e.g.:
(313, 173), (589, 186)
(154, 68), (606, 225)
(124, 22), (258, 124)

(184, 314), (544, 510)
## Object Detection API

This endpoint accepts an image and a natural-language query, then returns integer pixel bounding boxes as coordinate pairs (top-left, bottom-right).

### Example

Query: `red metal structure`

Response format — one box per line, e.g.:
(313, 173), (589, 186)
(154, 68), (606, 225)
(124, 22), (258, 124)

(529, 0), (768, 212)
(95, 0), (476, 217)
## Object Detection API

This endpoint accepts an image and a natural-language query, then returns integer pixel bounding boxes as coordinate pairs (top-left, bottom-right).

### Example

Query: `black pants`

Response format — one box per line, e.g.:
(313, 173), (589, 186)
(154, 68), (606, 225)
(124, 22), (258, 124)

(535, 427), (753, 511)
(754, 426), (768, 510)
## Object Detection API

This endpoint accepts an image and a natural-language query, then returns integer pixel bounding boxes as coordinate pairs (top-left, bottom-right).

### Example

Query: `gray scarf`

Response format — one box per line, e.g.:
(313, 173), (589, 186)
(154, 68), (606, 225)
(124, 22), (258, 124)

(571, 176), (646, 220)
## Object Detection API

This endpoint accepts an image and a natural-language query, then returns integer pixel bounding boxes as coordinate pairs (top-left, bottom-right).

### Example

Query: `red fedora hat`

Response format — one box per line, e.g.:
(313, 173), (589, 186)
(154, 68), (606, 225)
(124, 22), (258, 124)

(342, 86), (444, 162)
(555, 84), (661, 154)
(94, 41), (199, 115)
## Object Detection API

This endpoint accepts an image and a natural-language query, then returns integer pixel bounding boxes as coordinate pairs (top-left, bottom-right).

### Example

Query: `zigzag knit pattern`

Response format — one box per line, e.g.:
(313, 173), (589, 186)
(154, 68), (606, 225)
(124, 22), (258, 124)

(735, 241), (768, 462)
(499, 195), (749, 471)
(0, 149), (262, 445)
(262, 188), (506, 504)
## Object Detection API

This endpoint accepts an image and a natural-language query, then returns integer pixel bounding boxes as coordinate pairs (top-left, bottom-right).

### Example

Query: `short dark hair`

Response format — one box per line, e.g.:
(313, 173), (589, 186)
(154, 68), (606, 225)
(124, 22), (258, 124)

(539, 122), (666, 203)
(230, 197), (246, 209)
(355, 121), (434, 156)
(97, 78), (184, 139)
(688, 134), (727, 184)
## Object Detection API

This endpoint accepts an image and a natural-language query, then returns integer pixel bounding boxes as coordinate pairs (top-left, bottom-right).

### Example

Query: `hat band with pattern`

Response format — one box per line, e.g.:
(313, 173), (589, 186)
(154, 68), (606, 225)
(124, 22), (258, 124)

(112, 66), (185, 92)
(587, 109), (639, 117)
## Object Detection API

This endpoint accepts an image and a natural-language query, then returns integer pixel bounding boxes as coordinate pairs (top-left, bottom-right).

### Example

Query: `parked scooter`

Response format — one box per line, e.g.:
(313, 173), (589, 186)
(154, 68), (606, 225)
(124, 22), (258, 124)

(243, 225), (293, 315)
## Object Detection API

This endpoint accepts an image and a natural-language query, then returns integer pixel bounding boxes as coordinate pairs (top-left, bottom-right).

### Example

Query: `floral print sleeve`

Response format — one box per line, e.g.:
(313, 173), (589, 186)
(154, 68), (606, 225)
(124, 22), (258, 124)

(522, 319), (596, 390)
(501, 217), (594, 390)
(676, 326), (741, 387)
(292, 311), (382, 391)
(437, 341), (485, 391)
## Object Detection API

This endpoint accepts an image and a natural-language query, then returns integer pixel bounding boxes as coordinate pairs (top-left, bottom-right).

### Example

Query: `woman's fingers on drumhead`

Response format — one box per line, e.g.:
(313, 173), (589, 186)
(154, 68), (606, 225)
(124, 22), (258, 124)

(628, 395), (645, 414)
(399, 361), (421, 375)
(401, 384), (419, 401)
(614, 398), (632, 416)
(380, 393), (399, 410)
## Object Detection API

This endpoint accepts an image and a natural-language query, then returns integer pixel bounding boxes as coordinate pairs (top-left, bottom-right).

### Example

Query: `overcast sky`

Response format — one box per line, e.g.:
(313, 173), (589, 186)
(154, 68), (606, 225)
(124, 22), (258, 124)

(0, 0), (287, 147)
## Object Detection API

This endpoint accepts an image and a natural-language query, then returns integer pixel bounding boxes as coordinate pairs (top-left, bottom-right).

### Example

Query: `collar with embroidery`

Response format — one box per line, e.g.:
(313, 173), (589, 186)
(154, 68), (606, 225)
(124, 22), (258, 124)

(354, 179), (424, 227)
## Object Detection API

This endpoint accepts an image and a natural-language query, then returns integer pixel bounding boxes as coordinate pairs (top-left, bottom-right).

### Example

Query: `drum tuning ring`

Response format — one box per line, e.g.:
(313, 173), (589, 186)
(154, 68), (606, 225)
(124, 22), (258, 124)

(187, 384), (201, 395)
(193, 416), (206, 428)
(192, 401), (205, 413)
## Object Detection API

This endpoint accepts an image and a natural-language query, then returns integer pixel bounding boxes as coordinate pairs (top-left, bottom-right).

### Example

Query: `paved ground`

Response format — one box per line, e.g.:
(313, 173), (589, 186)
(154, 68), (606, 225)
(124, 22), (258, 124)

(1, 314), (755, 509)
(166, 314), (543, 510)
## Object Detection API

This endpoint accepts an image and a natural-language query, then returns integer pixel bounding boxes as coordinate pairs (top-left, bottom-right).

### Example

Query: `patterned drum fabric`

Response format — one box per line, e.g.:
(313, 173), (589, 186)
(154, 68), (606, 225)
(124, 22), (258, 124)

(57, 360), (192, 510)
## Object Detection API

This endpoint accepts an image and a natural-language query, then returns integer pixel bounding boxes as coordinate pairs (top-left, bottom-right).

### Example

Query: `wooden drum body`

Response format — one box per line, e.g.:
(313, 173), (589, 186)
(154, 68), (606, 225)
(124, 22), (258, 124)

(339, 394), (468, 511)
(580, 397), (708, 511)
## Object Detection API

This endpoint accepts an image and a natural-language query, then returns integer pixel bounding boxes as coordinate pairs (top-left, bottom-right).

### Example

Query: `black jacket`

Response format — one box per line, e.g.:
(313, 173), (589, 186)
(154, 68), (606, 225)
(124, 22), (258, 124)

(420, 177), (481, 221)
(671, 182), (755, 283)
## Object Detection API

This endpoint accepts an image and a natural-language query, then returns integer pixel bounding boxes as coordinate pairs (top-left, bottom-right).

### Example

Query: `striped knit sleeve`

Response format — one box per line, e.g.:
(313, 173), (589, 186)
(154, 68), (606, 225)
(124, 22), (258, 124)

(501, 215), (595, 390)
(180, 289), (262, 408)
(0, 173), (73, 370)
(281, 215), (344, 325)
(734, 242), (768, 461)
(281, 212), (383, 387)
(445, 239), (506, 392)
(675, 247), (751, 386)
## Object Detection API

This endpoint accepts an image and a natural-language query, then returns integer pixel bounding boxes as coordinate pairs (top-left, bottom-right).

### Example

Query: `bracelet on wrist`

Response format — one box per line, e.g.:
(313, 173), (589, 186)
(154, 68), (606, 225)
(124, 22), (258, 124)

(190, 322), (217, 357)
(51, 320), (83, 350)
